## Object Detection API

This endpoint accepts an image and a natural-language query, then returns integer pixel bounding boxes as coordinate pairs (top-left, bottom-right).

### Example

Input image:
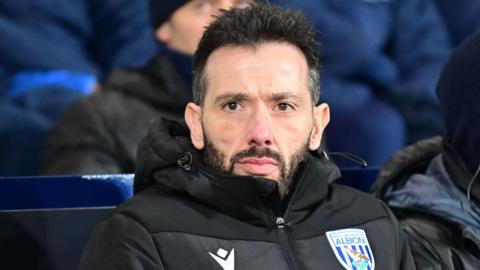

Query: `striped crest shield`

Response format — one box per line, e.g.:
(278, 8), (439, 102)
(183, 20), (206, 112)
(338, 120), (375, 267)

(326, 228), (375, 270)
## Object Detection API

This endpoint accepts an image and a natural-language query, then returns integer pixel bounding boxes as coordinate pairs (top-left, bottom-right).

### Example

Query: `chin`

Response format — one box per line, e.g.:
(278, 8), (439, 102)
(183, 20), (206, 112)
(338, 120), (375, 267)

(234, 169), (279, 181)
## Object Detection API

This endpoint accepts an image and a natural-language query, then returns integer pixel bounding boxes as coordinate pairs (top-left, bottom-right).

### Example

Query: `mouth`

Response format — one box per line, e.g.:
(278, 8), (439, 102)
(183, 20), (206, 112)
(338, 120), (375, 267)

(235, 157), (278, 176)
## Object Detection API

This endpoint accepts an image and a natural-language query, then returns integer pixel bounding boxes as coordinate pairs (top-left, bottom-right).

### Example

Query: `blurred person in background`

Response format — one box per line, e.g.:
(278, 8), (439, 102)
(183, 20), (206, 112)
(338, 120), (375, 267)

(372, 32), (480, 269)
(271, 0), (451, 167)
(42, 0), (254, 175)
(0, 0), (157, 176)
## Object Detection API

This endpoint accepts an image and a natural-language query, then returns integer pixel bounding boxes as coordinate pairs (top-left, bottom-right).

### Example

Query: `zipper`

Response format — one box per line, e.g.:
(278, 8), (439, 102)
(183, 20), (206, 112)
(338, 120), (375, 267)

(266, 159), (313, 270)
(273, 215), (299, 270)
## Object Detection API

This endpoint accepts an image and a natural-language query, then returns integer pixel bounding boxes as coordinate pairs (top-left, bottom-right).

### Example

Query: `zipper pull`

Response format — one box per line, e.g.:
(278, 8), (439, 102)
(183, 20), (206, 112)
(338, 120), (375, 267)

(276, 217), (286, 229)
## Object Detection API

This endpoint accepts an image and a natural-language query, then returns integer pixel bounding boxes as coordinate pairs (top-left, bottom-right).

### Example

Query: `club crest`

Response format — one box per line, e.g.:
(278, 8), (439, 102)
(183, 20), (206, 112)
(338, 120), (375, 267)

(326, 228), (375, 270)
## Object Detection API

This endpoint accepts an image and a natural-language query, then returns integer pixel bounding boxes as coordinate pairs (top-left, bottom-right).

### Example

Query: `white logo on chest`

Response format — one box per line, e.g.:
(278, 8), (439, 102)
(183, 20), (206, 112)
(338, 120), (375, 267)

(209, 248), (235, 270)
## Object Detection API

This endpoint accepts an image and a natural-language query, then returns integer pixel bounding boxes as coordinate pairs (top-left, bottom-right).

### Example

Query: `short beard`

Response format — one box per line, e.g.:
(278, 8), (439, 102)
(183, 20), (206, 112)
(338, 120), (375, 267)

(203, 138), (309, 198)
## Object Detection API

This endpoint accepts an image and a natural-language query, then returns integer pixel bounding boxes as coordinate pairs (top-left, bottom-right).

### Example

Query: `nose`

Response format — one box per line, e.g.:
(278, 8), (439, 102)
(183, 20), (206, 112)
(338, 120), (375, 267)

(247, 107), (273, 147)
(218, 3), (231, 10)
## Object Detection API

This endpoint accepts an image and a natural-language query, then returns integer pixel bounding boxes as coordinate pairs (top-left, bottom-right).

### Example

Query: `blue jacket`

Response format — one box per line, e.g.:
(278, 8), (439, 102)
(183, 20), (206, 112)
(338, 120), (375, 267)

(384, 154), (480, 242)
(271, 0), (451, 148)
(0, 0), (158, 91)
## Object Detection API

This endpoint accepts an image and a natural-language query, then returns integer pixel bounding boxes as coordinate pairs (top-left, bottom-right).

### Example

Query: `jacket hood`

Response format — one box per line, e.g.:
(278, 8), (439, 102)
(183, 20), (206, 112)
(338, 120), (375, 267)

(102, 53), (191, 115)
(134, 118), (342, 223)
(371, 136), (442, 198)
(134, 118), (198, 193)
(436, 32), (480, 174)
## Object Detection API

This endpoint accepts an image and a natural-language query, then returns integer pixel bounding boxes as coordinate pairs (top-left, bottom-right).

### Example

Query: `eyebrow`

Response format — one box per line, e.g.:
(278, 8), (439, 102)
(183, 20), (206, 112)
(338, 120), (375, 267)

(271, 92), (304, 104)
(213, 93), (250, 106)
(213, 91), (304, 105)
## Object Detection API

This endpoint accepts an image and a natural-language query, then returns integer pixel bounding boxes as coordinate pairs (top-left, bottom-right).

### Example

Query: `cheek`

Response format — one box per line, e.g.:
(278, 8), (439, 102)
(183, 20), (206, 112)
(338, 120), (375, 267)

(273, 117), (312, 159)
(187, 17), (210, 44)
(276, 114), (311, 134)
(204, 117), (243, 157)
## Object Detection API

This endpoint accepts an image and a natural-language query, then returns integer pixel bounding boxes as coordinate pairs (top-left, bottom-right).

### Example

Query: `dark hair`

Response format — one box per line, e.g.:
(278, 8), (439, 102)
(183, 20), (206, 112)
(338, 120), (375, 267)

(192, 4), (321, 106)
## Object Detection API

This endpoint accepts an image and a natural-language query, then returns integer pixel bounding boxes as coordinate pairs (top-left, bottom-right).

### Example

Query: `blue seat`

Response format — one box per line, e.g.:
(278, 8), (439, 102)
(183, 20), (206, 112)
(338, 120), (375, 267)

(0, 174), (134, 270)
(0, 174), (134, 210)
(0, 207), (114, 270)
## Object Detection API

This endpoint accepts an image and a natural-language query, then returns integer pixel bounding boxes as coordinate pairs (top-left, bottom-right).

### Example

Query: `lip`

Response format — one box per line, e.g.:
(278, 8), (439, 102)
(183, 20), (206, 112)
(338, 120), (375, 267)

(235, 157), (278, 176)
(240, 157), (277, 166)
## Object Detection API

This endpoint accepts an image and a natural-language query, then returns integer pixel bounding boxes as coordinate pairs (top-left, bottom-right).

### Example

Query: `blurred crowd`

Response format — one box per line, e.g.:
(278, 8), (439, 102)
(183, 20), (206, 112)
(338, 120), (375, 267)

(0, 0), (479, 176)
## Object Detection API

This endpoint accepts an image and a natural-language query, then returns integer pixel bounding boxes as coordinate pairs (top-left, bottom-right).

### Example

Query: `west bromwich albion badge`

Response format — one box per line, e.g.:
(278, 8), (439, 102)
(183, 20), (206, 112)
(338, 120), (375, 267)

(326, 228), (375, 270)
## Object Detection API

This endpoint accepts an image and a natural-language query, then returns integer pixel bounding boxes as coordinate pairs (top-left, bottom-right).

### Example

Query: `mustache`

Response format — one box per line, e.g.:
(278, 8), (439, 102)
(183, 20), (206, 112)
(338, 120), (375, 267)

(230, 147), (284, 166)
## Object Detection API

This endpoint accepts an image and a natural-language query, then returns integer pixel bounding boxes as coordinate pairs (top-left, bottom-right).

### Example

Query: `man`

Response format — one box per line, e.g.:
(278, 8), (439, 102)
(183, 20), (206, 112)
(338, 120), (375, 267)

(42, 0), (252, 175)
(372, 32), (480, 269)
(80, 5), (414, 269)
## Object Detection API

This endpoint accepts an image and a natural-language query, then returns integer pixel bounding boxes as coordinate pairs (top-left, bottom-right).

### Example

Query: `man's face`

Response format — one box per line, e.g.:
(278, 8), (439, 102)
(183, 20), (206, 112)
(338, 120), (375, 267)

(185, 42), (330, 196)
(156, 0), (253, 55)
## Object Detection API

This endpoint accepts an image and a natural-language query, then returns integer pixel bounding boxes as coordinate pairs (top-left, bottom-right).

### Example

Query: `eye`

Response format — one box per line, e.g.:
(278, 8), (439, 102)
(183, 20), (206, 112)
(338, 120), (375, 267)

(275, 103), (294, 112)
(222, 102), (242, 111)
(193, 0), (211, 12)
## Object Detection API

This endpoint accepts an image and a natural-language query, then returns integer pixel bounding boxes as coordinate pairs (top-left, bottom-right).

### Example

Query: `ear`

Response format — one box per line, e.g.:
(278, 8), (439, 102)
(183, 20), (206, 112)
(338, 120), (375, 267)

(155, 22), (171, 43)
(185, 102), (205, 150)
(309, 103), (330, 151)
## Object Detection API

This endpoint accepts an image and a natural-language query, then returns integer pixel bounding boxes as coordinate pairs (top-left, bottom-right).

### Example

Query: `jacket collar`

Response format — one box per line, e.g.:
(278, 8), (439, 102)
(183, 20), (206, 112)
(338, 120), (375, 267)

(134, 118), (341, 227)
(371, 136), (442, 197)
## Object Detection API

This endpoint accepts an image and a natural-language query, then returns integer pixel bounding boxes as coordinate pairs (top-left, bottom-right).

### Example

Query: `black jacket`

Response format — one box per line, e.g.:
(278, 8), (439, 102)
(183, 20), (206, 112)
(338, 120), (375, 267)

(79, 118), (414, 270)
(42, 54), (191, 175)
(372, 137), (480, 269)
